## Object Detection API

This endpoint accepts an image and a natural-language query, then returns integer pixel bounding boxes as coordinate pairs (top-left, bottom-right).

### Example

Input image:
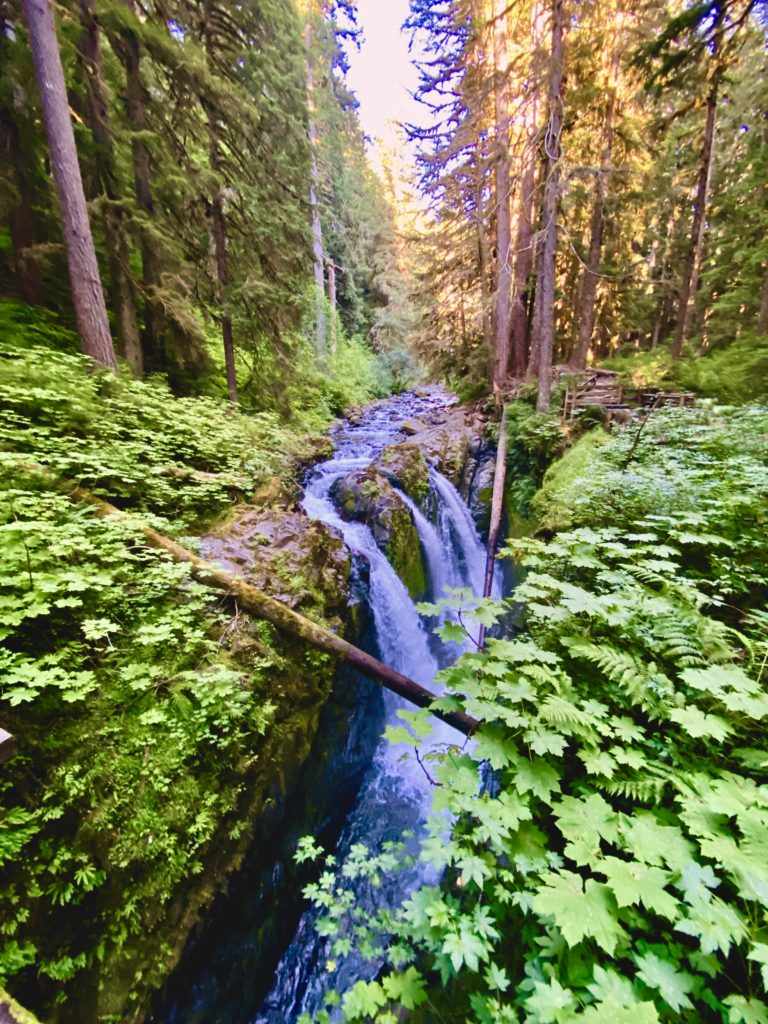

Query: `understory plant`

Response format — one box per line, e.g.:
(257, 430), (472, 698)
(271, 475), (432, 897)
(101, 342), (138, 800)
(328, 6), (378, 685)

(0, 344), (331, 1015)
(298, 404), (768, 1023)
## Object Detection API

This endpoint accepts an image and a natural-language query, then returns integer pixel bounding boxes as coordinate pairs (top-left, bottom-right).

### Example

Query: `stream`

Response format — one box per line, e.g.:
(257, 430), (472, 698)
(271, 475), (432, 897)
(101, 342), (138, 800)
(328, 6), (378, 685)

(256, 390), (494, 1022)
(155, 389), (496, 1024)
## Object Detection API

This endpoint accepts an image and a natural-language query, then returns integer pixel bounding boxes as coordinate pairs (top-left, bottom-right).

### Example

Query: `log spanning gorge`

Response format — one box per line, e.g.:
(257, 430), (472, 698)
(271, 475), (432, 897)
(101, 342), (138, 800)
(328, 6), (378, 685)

(156, 389), (501, 1024)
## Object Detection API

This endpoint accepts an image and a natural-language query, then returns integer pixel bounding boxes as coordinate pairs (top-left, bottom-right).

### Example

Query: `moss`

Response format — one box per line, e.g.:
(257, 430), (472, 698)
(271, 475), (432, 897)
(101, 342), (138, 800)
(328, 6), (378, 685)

(530, 429), (611, 533)
(385, 505), (427, 600)
(377, 443), (430, 503)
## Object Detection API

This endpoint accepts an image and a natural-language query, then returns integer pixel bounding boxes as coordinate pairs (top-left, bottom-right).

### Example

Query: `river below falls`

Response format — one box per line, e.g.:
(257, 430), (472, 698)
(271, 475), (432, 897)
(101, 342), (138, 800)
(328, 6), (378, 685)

(157, 388), (499, 1024)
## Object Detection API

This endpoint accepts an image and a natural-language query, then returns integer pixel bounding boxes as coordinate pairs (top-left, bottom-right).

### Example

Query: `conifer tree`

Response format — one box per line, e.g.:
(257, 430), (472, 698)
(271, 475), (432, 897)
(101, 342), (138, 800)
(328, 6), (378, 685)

(23, 0), (117, 369)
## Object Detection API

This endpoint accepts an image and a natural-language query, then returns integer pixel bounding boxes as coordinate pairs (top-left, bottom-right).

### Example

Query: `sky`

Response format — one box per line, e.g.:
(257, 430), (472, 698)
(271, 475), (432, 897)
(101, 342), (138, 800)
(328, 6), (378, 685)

(345, 0), (422, 156)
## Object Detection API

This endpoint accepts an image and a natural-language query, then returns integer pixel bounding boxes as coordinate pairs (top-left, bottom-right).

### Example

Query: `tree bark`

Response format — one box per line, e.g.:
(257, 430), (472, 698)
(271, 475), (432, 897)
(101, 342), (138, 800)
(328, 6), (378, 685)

(0, 109), (43, 305)
(327, 256), (338, 354)
(673, 76), (718, 357)
(114, 0), (163, 373)
(305, 20), (326, 360)
(22, 0), (117, 369)
(478, 403), (508, 649)
(49, 475), (479, 736)
(207, 117), (238, 403)
(533, 0), (565, 412)
(759, 263), (768, 334)
(78, 0), (143, 376)
(476, 160), (493, 355)
(571, 102), (615, 369)
(202, 0), (237, 403)
(511, 1), (543, 377)
(492, 0), (512, 388)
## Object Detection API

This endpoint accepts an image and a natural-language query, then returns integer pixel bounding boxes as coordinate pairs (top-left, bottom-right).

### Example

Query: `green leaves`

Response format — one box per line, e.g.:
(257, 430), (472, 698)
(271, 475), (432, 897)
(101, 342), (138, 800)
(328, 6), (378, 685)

(634, 953), (694, 1012)
(297, 403), (768, 1024)
(533, 872), (627, 954)
(554, 794), (619, 864)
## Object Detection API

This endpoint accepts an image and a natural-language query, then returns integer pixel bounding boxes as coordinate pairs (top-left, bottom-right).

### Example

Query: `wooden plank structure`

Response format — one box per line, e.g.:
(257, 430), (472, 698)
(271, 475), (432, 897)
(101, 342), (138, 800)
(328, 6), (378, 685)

(563, 371), (695, 420)
(563, 369), (624, 419)
(638, 389), (695, 408)
(0, 729), (16, 765)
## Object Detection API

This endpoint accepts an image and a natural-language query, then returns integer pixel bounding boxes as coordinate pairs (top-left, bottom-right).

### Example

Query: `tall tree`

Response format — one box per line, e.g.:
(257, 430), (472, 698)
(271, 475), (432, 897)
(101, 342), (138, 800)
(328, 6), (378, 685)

(570, 7), (624, 370)
(492, 0), (512, 390)
(532, 0), (565, 412)
(22, 0), (117, 369)
(77, 0), (142, 375)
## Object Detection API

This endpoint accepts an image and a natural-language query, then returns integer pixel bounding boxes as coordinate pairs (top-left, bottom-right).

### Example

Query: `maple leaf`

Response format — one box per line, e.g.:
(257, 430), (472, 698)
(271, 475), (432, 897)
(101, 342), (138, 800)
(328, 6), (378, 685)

(525, 976), (576, 1023)
(533, 871), (627, 954)
(555, 793), (619, 864)
(635, 952), (695, 1011)
(599, 856), (678, 918)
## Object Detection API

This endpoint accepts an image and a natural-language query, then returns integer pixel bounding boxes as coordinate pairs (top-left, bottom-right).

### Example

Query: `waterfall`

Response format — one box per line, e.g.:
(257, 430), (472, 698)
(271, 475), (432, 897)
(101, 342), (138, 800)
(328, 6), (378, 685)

(255, 397), (494, 1023)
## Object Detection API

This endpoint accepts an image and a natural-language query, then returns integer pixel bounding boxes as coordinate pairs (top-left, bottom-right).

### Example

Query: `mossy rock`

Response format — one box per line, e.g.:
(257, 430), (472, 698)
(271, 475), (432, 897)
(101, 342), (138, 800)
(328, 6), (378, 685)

(375, 442), (430, 504)
(330, 469), (427, 599)
(530, 429), (610, 532)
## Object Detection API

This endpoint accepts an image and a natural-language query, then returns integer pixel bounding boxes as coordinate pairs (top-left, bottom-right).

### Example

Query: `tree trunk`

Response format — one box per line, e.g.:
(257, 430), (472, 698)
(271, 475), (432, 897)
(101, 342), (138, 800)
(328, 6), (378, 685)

(478, 403), (508, 649)
(0, 109), (43, 305)
(115, 0), (163, 373)
(78, 0), (143, 376)
(22, 0), (117, 369)
(532, 0), (565, 413)
(327, 256), (338, 354)
(491, 0), (512, 388)
(511, 1), (543, 377)
(673, 76), (718, 357)
(207, 116), (238, 403)
(202, 0), (237, 403)
(571, 109), (613, 370)
(305, 20), (326, 360)
(476, 162), (493, 354)
(759, 263), (768, 334)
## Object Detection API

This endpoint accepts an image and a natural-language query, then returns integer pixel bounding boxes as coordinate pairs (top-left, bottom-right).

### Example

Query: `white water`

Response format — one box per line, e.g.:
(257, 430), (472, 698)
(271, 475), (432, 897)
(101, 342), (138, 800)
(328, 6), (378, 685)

(255, 391), (492, 1023)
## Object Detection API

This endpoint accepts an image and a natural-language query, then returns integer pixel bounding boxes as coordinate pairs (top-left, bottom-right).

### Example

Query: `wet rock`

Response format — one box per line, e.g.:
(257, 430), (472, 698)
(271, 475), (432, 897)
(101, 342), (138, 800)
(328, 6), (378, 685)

(373, 442), (430, 504)
(401, 417), (429, 435)
(467, 451), (497, 538)
(202, 506), (351, 625)
(330, 469), (427, 600)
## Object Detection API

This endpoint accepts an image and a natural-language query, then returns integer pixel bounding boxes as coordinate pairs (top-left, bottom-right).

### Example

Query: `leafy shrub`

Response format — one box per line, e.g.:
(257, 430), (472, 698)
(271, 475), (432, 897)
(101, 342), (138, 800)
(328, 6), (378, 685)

(298, 403), (768, 1024)
(604, 334), (768, 404)
(0, 337), (325, 1010)
(0, 344), (307, 528)
(503, 403), (569, 519)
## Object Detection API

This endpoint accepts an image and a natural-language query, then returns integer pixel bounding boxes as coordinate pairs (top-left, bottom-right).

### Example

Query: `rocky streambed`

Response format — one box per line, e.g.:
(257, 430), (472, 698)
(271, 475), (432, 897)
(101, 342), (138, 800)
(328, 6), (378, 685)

(151, 387), (497, 1024)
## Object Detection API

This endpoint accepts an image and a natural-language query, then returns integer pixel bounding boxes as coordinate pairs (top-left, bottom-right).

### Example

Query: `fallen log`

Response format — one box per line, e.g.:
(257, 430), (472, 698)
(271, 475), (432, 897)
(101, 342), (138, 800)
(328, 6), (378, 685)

(38, 473), (479, 737)
(478, 403), (509, 649)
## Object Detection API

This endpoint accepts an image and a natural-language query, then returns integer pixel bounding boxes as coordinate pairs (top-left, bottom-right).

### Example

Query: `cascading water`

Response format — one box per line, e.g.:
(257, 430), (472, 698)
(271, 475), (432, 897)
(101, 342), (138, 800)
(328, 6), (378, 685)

(255, 390), (494, 1023)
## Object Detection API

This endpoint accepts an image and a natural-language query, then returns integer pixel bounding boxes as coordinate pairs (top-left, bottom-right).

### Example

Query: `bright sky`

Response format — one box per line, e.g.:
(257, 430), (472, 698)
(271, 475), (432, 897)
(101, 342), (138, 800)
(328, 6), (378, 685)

(345, 0), (422, 155)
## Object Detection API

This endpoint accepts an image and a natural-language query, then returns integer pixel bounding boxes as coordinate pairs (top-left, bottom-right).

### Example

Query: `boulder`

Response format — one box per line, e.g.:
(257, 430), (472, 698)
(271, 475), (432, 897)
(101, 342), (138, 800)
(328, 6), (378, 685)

(331, 469), (427, 599)
(373, 442), (430, 504)
(202, 507), (351, 625)
(401, 418), (429, 436)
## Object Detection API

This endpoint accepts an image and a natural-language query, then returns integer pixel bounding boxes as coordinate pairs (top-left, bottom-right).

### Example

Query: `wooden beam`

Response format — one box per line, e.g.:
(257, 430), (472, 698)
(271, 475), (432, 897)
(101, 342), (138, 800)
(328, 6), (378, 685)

(0, 729), (16, 765)
(32, 472), (480, 737)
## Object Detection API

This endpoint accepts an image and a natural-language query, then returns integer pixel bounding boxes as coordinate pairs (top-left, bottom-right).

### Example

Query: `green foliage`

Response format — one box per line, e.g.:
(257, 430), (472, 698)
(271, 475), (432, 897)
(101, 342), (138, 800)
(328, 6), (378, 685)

(0, 339), (335, 1011)
(299, 403), (768, 1023)
(0, 338), (307, 527)
(604, 335), (768, 405)
(503, 403), (569, 519)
